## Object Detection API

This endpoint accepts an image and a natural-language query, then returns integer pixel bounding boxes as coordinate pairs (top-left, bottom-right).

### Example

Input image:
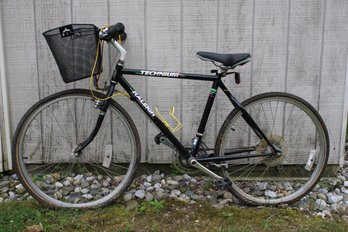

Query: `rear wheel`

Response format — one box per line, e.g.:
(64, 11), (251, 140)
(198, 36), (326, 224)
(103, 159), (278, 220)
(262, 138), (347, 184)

(215, 92), (329, 205)
(13, 89), (141, 208)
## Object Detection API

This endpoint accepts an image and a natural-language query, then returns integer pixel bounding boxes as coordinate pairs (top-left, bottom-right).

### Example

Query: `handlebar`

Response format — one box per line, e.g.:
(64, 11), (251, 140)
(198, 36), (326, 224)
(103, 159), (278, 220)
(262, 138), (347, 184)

(99, 22), (127, 41)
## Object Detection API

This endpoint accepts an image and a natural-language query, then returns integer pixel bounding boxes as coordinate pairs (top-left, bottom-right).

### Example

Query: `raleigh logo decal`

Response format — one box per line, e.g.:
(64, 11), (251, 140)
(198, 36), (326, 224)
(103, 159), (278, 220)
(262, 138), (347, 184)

(132, 91), (156, 117)
(140, 70), (180, 78)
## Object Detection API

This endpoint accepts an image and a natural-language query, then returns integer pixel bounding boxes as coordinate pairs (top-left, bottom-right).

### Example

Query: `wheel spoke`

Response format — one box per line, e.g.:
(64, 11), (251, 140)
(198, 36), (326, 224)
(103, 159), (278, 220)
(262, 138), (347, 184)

(15, 90), (139, 208)
(219, 93), (328, 205)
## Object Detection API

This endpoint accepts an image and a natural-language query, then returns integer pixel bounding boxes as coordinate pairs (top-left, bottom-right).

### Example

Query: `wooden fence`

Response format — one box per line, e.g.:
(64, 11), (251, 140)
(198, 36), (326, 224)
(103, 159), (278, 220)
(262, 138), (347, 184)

(0, 0), (347, 170)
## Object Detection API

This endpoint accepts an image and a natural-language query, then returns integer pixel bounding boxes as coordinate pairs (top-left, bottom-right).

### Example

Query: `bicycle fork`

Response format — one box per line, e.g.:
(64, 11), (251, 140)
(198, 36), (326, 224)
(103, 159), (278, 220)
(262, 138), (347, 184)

(72, 82), (117, 155)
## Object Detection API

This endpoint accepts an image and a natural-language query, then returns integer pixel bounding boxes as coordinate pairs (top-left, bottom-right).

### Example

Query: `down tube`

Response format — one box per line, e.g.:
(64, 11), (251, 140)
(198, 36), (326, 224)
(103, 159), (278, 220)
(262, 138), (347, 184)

(118, 75), (190, 159)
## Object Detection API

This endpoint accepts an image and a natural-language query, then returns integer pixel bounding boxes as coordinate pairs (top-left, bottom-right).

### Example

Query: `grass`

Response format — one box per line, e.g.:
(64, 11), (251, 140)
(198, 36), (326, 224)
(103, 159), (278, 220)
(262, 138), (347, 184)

(1, 200), (348, 232)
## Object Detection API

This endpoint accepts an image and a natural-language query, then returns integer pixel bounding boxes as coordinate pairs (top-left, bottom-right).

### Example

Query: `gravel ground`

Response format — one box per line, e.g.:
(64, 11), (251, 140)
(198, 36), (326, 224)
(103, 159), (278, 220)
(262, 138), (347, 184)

(1, 148), (348, 219)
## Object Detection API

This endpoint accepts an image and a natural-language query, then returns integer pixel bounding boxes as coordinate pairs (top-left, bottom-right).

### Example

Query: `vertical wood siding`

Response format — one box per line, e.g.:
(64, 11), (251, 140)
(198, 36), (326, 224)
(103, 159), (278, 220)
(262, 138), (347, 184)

(0, 0), (347, 167)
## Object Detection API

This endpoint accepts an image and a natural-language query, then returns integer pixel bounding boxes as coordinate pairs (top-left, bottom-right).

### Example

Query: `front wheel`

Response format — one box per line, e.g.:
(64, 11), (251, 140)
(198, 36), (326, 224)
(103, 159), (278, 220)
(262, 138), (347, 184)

(12, 89), (141, 208)
(215, 92), (329, 206)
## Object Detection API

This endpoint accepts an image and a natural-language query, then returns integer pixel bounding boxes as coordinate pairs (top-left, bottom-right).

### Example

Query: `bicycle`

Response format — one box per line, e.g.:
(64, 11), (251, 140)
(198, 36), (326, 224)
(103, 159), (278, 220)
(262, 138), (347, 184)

(12, 23), (329, 208)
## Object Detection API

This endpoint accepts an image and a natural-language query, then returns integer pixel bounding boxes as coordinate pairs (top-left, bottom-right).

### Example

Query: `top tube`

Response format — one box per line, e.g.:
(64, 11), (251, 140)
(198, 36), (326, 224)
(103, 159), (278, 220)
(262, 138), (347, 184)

(121, 68), (217, 81)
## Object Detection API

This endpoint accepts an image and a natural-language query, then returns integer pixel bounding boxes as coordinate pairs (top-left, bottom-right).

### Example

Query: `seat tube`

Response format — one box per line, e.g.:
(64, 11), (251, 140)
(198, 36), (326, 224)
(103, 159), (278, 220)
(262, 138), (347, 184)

(191, 77), (220, 156)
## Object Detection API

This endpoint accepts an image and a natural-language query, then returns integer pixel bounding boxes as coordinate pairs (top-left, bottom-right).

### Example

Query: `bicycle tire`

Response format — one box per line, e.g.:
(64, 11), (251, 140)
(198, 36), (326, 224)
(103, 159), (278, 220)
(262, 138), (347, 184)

(215, 92), (329, 206)
(12, 89), (141, 208)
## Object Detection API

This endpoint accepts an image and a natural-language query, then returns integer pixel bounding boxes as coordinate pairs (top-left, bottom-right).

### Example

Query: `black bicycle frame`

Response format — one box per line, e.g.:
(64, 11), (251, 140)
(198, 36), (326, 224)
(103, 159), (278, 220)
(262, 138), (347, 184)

(75, 63), (279, 163)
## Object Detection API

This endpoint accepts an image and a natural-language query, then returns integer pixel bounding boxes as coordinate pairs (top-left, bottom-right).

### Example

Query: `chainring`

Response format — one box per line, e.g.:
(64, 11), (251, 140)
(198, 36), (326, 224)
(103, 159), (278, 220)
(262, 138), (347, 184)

(172, 141), (210, 175)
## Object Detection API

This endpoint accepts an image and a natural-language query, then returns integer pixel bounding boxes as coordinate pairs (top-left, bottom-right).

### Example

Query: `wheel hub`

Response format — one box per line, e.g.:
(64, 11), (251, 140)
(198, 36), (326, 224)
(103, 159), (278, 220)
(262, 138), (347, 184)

(256, 134), (288, 167)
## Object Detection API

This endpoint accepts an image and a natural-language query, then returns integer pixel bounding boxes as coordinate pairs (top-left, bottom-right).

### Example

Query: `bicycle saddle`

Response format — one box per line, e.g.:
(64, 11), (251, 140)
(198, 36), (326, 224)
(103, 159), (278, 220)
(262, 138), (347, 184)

(196, 51), (251, 68)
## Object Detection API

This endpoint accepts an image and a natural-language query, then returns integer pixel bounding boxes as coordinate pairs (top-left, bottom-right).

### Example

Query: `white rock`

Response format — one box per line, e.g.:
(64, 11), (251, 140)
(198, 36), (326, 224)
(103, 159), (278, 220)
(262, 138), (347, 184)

(8, 191), (16, 199)
(318, 188), (329, 194)
(74, 175), (84, 181)
(167, 180), (179, 186)
(81, 188), (89, 194)
(146, 175), (153, 182)
(102, 180), (110, 187)
(154, 183), (162, 189)
(344, 181), (348, 187)
(316, 199), (327, 210)
(86, 176), (95, 182)
(334, 188), (341, 194)
(82, 194), (93, 200)
(327, 193), (343, 204)
(15, 184), (23, 189)
(55, 182), (63, 189)
(63, 180), (71, 186)
(143, 182), (152, 188)
(171, 189), (181, 196)
(258, 182), (269, 191)
(265, 190), (277, 198)
(341, 187), (348, 194)
(183, 174), (191, 180)
(135, 189), (145, 199)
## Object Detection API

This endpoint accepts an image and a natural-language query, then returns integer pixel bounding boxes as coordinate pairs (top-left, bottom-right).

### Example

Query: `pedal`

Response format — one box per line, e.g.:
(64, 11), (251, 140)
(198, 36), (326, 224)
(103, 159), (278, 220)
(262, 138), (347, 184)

(215, 178), (232, 191)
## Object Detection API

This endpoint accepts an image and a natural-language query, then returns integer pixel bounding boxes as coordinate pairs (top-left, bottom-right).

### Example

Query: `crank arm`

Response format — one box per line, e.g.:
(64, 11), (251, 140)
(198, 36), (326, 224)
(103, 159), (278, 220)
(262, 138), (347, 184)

(188, 157), (223, 180)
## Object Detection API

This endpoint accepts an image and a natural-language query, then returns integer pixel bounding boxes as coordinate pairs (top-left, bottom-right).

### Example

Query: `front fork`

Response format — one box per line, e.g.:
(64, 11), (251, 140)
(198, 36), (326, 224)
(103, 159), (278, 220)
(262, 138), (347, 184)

(73, 79), (117, 155)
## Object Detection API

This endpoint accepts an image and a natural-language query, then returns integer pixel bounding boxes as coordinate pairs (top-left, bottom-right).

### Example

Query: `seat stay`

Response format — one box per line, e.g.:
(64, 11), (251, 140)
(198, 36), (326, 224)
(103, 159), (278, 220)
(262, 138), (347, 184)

(218, 80), (281, 155)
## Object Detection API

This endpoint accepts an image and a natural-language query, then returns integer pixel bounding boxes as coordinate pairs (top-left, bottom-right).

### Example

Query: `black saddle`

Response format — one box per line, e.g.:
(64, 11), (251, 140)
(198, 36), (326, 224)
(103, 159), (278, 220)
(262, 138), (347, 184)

(197, 51), (251, 68)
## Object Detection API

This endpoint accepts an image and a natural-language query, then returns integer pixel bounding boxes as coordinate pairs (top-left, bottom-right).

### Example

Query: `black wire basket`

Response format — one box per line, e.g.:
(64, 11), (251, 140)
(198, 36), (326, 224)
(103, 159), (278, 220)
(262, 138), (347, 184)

(43, 24), (102, 83)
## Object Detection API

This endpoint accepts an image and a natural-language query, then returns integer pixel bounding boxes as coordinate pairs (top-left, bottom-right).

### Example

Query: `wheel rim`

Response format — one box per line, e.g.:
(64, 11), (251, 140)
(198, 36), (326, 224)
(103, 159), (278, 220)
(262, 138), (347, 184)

(16, 93), (137, 208)
(219, 95), (328, 205)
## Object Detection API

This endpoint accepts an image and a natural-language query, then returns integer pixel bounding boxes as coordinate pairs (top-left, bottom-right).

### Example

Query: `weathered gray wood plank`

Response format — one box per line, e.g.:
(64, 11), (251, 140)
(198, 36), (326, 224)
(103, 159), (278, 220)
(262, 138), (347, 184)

(146, 0), (181, 163)
(2, 0), (39, 131)
(30, 0), (73, 162)
(69, 0), (115, 162)
(252, 0), (288, 95)
(216, 0), (254, 140)
(251, 1), (289, 163)
(286, 0), (324, 105)
(109, 0), (147, 162)
(286, 0), (325, 163)
(71, 0), (109, 89)
(182, 0), (218, 151)
(319, 0), (348, 164)
(34, 0), (74, 98)
(0, 68), (5, 171)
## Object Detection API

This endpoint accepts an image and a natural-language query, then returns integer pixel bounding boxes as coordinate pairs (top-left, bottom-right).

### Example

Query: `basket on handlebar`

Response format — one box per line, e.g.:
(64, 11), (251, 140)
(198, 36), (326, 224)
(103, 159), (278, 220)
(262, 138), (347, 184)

(43, 24), (102, 83)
